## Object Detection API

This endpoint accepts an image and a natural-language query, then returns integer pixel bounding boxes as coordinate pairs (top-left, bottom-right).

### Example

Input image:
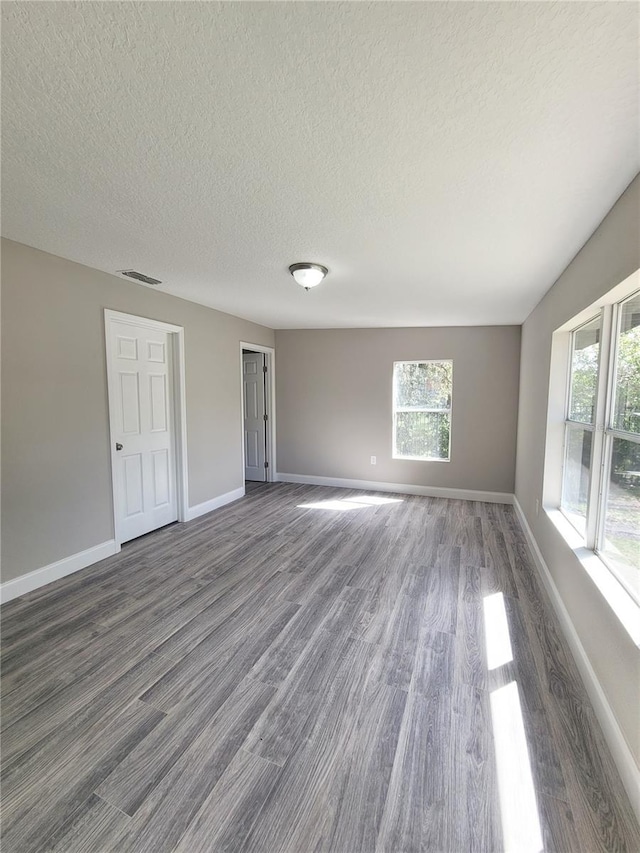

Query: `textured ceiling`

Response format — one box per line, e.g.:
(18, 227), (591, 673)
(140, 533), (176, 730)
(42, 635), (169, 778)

(2, 1), (638, 329)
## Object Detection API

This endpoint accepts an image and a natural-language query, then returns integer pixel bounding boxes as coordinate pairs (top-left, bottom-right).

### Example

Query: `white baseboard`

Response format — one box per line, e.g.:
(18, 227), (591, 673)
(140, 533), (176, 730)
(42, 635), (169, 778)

(0, 540), (118, 605)
(275, 472), (513, 505)
(513, 497), (640, 822)
(0, 488), (247, 604)
(187, 486), (245, 521)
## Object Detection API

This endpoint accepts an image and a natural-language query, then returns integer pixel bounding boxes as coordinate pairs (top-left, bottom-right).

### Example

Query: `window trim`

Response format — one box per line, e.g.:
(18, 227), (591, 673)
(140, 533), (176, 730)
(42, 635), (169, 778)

(565, 312), (602, 429)
(560, 312), (601, 537)
(392, 359), (453, 462)
(560, 292), (640, 605)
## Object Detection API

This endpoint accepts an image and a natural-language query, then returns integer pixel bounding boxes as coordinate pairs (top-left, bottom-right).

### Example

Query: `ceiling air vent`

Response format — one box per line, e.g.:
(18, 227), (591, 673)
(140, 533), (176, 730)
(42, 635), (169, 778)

(118, 269), (163, 286)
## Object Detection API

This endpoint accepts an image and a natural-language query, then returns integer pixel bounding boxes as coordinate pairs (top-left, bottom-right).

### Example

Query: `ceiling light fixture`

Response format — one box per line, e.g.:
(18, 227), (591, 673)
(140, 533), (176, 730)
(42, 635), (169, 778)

(289, 262), (328, 291)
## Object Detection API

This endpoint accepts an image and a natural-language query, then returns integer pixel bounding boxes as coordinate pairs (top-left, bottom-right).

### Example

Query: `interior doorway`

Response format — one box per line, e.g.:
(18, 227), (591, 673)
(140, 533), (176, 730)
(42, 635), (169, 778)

(105, 310), (189, 549)
(240, 342), (276, 483)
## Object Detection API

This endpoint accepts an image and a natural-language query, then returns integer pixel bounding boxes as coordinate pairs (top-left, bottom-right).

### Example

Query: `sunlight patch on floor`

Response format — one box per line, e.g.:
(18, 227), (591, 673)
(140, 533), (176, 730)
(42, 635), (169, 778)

(297, 495), (404, 512)
(490, 681), (544, 853)
(483, 592), (514, 670)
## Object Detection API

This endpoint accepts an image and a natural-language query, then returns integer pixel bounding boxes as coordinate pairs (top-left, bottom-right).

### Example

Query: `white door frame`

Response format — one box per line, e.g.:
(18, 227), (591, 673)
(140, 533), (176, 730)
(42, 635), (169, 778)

(240, 342), (276, 483)
(105, 309), (189, 550)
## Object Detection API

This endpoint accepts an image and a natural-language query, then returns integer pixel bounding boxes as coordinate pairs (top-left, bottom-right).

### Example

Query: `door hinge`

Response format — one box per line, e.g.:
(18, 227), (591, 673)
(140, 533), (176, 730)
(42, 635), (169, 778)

(264, 461), (269, 468)
(263, 413), (268, 421)
(263, 365), (268, 373)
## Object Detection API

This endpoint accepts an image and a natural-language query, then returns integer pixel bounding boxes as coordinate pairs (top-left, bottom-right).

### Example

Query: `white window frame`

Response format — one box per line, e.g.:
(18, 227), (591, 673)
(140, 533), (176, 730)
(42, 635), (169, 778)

(392, 359), (453, 462)
(560, 312), (603, 539)
(561, 292), (640, 604)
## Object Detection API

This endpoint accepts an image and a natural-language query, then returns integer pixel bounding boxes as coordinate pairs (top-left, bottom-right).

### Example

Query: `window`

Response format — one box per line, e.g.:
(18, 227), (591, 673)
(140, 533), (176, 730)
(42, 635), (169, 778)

(561, 291), (640, 602)
(561, 315), (600, 534)
(393, 360), (452, 461)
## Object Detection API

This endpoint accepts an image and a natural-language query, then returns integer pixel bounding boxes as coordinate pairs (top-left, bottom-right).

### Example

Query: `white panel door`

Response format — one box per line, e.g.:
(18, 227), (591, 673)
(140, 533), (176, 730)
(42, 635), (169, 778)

(243, 352), (266, 481)
(109, 320), (178, 542)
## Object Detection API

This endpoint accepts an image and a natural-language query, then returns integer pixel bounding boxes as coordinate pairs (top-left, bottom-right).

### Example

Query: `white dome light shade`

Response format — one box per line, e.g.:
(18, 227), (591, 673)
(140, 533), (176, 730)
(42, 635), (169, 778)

(289, 263), (328, 290)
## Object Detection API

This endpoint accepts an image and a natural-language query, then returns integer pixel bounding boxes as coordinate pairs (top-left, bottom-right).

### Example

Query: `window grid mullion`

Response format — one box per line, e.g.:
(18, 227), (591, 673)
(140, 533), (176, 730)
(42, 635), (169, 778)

(605, 428), (640, 445)
(564, 420), (595, 431)
(394, 407), (451, 414)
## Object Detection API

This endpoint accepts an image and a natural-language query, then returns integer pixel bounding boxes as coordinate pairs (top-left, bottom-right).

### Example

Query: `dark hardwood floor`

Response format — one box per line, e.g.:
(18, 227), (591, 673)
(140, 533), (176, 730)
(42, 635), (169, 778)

(1, 483), (638, 852)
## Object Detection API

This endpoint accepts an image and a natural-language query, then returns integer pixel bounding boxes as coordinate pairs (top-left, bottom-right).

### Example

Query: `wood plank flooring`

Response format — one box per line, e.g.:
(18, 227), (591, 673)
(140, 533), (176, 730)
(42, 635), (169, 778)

(1, 483), (638, 852)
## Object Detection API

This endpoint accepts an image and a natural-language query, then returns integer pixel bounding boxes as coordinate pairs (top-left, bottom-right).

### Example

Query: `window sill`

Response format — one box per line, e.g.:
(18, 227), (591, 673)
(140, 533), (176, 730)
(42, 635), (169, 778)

(392, 455), (450, 463)
(546, 508), (640, 647)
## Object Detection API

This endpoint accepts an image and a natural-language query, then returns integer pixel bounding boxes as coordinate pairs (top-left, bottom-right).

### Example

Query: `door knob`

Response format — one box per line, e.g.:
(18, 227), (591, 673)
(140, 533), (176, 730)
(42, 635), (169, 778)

(115, 443), (123, 451)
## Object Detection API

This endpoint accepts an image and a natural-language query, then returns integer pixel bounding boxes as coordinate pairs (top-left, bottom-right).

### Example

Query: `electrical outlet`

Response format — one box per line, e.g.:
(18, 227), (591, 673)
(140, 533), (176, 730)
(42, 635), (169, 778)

(370, 456), (377, 465)
(535, 499), (540, 516)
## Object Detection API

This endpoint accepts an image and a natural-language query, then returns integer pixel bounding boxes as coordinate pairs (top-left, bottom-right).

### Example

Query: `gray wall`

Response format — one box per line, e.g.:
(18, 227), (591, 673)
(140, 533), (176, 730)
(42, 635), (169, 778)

(1, 239), (274, 583)
(515, 175), (640, 764)
(275, 325), (521, 494)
